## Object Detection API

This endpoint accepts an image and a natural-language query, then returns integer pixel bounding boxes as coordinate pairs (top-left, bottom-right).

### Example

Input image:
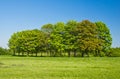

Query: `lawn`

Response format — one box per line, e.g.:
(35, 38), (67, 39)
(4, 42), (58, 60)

(0, 56), (120, 79)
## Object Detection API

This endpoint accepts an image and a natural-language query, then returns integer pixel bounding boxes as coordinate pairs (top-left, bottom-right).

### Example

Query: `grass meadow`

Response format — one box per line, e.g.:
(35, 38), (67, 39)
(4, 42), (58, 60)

(0, 56), (120, 79)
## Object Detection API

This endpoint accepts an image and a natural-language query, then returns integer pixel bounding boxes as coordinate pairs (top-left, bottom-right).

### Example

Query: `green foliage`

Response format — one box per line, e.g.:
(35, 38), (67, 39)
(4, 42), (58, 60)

(48, 22), (65, 56)
(41, 23), (53, 34)
(64, 20), (78, 56)
(75, 20), (98, 56)
(8, 20), (112, 57)
(95, 22), (112, 53)
(8, 29), (46, 56)
(0, 47), (10, 55)
(109, 47), (120, 57)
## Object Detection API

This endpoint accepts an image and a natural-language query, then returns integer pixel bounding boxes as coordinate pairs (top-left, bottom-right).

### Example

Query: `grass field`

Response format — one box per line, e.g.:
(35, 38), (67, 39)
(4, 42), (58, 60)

(0, 56), (120, 79)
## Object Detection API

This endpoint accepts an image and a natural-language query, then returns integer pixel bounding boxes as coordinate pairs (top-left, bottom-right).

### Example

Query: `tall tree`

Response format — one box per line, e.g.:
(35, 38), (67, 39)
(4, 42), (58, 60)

(8, 32), (20, 55)
(8, 20), (112, 57)
(95, 22), (112, 56)
(64, 20), (78, 57)
(49, 22), (65, 56)
(76, 20), (98, 57)
(8, 29), (46, 56)
(41, 24), (53, 55)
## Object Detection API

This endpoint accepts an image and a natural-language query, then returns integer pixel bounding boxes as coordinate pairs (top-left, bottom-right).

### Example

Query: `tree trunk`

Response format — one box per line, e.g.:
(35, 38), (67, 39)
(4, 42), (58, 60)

(74, 50), (77, 57)
(47, 51), (49, 57)
(22, 52), (24, 56)
(54, 51), (56, 57)
(95, 50), (99, 56)
(41, 52), (42, 57)
(50, 50), (52, 56)
(64, 51), (65, 56)
(13, 50), (15, 56)
(18, 52), (20, 56)
(82, 51), (84, 57)
(68, 51), (70, 57)
(60, 50), (62, 56)
(36, 52), (37, 57)
(32, 52), (34, 56)
(27, 52), (29, 56)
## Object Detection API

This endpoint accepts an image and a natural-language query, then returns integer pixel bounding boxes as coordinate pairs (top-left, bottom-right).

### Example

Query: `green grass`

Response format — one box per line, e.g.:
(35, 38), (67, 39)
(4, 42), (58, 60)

(0, 56), (120, 79)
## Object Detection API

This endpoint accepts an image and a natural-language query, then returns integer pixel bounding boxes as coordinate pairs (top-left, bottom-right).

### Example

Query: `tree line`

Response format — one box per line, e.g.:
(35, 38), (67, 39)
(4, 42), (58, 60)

(8, 20), (112, 57)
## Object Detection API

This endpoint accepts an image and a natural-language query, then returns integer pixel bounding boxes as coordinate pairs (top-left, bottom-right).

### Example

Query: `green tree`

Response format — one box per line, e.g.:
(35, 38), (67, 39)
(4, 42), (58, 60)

(49, 22), (65, 56)
(8, 29), (46, 56)
(41, 24), (53, 56)
(8, 32), (20, 55)
(41, 24), (53, 34)
(8, 20), (112, 57)
(64, 20), (78, 57)
(95, 22), (112, 56)
(0, 47), (10, 55)
(75, 20), (98, 57)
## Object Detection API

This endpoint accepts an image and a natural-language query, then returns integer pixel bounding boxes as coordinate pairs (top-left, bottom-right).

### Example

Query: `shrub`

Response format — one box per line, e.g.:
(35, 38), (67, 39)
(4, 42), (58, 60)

(109, 48), (120, 57)
(0, 47), (11, 55)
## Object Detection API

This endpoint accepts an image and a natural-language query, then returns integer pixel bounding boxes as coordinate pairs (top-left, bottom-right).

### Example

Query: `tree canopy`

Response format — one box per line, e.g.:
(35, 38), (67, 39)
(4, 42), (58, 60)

(8, 20), (112, 57)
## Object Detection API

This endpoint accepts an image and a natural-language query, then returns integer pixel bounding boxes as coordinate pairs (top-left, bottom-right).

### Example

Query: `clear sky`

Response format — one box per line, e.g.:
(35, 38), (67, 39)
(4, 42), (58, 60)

(0, 0), (120, 48)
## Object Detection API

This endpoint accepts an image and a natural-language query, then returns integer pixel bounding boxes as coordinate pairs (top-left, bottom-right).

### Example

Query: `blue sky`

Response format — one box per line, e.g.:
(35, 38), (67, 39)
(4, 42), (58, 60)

(0, 0), (120, 48)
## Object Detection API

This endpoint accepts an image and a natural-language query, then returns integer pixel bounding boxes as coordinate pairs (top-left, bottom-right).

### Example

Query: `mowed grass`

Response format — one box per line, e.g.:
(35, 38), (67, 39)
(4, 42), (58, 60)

(0, 56), (120, 79)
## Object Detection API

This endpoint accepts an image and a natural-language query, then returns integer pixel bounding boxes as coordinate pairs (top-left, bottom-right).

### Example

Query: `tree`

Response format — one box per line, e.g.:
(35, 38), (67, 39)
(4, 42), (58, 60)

(8, 32), (20, 55)
(0, 47), (10, 55)
(95, 22), (112, 56)
(8, 20), (112, 57)
(41, 24), (53, 34)
(49, 22), (65, 56)
(75, 20), (99, 57)
(64, 20), (78, 57)
(8, 29), (46, 56)
(41, 24), (53, 56)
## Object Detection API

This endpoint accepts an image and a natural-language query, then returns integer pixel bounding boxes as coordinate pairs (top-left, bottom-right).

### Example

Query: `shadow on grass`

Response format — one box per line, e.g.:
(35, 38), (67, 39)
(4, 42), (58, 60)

(11, 55), (90, 58)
